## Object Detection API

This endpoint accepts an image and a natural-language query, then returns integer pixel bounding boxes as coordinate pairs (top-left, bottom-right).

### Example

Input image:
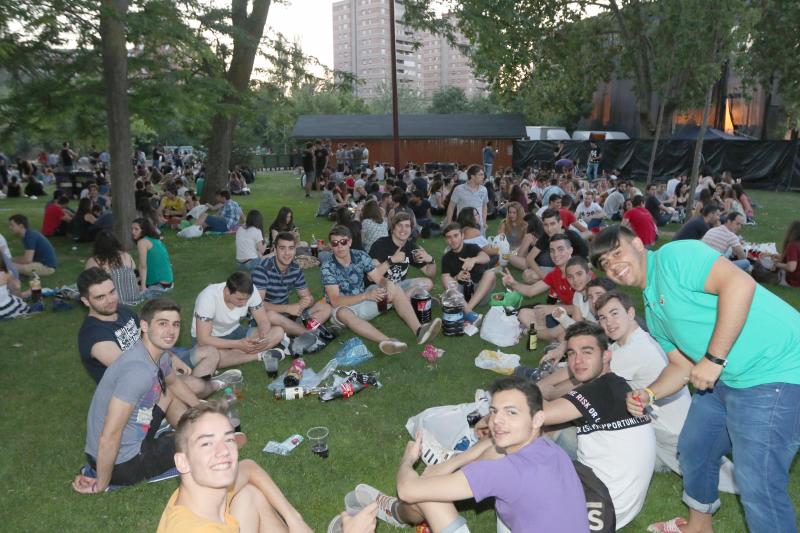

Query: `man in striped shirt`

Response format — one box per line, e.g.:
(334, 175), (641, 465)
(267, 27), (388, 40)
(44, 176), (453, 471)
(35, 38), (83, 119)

(251, 232), (332, 338)
(701, 212), (750, 271)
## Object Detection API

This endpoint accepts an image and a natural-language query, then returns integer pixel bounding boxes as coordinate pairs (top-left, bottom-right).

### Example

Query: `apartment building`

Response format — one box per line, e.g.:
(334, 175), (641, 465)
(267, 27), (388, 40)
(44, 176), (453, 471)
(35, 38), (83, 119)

(332, 1), (485, 99)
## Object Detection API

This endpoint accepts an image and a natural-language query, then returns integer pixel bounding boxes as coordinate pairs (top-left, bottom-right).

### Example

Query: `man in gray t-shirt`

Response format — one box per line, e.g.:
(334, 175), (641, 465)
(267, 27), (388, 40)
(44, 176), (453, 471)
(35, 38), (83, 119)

(72, 299), (195, 494)
(445, 164), (489, 230)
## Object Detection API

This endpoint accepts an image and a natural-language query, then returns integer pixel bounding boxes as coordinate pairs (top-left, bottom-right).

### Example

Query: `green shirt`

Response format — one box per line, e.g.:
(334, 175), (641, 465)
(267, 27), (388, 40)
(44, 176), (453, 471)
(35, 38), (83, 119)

(145, 236), (174, 286)
(643, 240), (800, 388)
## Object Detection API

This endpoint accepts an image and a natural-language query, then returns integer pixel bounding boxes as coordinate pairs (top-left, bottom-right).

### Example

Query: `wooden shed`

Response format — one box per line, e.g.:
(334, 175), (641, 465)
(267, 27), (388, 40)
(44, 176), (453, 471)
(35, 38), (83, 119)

(291, 113), (526, 169)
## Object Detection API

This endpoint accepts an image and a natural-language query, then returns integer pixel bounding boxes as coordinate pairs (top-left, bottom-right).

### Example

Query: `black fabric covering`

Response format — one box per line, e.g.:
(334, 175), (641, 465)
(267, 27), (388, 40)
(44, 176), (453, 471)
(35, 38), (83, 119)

(513, 140), (800, 190)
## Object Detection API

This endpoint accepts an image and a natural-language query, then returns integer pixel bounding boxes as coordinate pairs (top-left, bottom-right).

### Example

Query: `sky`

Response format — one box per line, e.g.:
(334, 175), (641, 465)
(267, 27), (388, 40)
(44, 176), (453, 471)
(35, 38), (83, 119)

(263, 0), (336, 70)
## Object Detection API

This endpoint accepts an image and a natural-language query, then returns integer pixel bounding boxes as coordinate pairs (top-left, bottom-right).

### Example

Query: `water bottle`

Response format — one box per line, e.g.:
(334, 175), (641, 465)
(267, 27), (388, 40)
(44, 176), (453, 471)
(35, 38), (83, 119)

(441, 281), (465, 336)
(223, 387), (241, 432)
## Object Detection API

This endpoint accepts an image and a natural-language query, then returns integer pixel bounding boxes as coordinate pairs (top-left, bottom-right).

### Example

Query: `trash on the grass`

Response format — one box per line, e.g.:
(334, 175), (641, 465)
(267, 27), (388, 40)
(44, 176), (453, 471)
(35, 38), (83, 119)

(318, 370), (381, 402)
(421, 344), (444, 363)
(334, 337), (374, 367)
(263, 434), (304, 455)
(474, 349), (520, 375)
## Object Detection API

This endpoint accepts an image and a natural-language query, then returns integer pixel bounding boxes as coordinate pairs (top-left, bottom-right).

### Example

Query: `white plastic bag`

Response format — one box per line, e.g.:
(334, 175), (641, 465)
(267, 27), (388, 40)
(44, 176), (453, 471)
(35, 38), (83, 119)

(475, 349), (520, 375)
(490, 234), (512, 266)
(480, 306), (521, 347)
(177, 224), (204, 238)
(405, 390), (490, 453)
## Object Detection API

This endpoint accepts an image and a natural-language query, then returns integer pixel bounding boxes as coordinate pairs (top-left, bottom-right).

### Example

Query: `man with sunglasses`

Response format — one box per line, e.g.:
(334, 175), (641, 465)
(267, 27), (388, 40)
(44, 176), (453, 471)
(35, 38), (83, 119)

(322, 225), (441, 355)
(73, 298), (196, 494)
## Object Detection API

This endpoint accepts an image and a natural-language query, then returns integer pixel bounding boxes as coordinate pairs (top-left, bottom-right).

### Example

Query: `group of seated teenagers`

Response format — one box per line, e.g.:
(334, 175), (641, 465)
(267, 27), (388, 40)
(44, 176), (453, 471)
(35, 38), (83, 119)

(0, 147), (794, 532)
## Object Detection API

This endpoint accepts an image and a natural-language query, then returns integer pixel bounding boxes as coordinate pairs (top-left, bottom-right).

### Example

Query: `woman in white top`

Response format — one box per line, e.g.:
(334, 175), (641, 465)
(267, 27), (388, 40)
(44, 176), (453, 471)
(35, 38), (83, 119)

(235, 209), (266, 270)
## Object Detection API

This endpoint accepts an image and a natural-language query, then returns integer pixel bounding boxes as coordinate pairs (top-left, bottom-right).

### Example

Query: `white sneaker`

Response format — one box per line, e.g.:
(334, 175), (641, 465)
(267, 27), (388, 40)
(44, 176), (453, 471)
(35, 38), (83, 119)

(352, 484), (407, 528)
(379, 339), (407, 355)
(210, 369), (242, 390)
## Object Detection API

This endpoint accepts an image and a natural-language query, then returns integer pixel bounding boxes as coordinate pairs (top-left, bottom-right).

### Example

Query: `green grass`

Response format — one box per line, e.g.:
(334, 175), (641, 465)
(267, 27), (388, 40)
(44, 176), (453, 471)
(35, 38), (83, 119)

(1, 173), (798, 531)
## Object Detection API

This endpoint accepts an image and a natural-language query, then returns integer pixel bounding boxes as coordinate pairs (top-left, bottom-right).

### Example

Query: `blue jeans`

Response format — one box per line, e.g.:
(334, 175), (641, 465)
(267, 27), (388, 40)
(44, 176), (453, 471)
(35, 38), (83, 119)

(484, 163), (493, 179)
(586, 162), (599, 181)
(678, 381), (800, 532)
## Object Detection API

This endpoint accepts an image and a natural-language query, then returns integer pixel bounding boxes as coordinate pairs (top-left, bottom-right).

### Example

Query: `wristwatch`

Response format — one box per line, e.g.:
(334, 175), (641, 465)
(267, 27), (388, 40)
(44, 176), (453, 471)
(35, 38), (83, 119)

(704, 352), (728, 367)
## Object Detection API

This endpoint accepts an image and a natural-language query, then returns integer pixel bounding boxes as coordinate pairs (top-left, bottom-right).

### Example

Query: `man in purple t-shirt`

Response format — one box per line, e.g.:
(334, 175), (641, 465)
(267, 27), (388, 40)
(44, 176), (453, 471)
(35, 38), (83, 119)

(344, 376), (588, 532)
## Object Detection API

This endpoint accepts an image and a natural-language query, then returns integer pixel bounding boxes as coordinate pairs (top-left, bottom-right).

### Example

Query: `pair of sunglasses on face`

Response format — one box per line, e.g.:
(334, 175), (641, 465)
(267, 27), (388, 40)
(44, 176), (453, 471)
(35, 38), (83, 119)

(330, 238), (350, 248)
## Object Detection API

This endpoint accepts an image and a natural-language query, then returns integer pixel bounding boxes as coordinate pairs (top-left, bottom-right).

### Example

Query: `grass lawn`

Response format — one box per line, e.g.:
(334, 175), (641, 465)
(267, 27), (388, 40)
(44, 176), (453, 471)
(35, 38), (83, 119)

(1, 172), (798, 531)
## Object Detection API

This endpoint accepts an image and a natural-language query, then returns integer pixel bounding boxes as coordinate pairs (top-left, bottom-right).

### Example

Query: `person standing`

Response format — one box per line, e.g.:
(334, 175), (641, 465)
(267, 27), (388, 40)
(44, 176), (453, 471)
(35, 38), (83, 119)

(482, 141), (497, 179)
(591, 225), (800, 533)
(586, 140), (602, 182)
(301, 142), (315, 198)
(444, 165), (489, 232)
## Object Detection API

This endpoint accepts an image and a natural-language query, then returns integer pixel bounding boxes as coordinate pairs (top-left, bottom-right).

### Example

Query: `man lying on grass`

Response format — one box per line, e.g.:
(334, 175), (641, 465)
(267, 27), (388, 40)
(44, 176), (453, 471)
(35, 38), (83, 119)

(344, 376), (588, 532)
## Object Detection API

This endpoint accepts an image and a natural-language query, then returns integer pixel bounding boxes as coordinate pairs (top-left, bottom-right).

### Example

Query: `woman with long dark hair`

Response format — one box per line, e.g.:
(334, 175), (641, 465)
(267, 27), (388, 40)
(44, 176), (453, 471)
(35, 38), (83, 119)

(359, 199), (388, 251)
(73, 197), (99, 242)
(131, 217), (173, 293)
(85, 230), (142, 305)
(268, 207), (299, 249)
(773, 220), (800, 287)
(235, 209), (267, 270)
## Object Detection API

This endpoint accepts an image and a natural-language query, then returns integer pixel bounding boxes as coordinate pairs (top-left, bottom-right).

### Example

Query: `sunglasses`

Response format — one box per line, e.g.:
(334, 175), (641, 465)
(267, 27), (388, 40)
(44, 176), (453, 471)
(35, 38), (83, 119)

(157, 367), (166, 394)
(330, 238), (350, 247)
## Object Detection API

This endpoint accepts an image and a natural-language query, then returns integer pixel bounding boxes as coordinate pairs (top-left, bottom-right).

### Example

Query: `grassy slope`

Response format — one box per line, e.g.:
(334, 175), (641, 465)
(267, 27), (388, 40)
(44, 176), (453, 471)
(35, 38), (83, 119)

(0, 172), (797, 531)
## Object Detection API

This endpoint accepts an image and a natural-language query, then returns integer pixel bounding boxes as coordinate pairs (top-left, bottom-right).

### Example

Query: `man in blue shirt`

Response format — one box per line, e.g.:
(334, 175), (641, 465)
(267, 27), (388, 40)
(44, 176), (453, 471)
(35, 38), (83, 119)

(591, 225), (800, 533)
(200, 190), (243, 233)
(8, 213), (58, 276)
(321, 225), (441, 355)
(482, 141), (496, 180)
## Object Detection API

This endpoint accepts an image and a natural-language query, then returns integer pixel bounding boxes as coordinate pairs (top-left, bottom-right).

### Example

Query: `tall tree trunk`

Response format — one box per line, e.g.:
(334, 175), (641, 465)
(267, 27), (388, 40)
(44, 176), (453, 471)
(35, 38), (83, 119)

(99, 0), (135, 249)
(202, 0), (271, 202)
(647, 98), (667, 185)
(689, 81), (715, 195)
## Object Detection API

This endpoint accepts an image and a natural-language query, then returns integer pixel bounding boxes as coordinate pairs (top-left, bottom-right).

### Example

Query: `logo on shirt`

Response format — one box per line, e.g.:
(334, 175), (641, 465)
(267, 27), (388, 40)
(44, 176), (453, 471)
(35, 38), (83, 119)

(114, 318), (141, 351)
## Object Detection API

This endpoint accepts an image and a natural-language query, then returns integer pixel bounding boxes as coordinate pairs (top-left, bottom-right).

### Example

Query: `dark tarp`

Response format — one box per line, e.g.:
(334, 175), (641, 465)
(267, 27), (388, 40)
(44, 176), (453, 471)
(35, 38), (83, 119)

(513, 140), (800, 190)
(670, 126), (742, 141)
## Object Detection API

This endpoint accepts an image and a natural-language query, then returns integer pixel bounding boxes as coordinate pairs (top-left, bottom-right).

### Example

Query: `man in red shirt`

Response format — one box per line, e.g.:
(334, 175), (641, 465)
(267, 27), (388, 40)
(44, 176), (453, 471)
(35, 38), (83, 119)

(502, 234), (576, 339)
(622, 195), (657, 247)
(42, 195), (73, 237)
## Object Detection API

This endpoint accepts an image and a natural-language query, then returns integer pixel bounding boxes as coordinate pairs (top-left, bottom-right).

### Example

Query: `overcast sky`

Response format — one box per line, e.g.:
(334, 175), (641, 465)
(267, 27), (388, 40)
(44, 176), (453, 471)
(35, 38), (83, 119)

(264, 0), (335, 70)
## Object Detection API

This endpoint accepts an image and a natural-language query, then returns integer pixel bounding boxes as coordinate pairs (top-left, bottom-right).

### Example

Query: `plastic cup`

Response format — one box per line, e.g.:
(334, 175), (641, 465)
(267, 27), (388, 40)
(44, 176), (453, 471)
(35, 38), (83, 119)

(307, 426), (329, 459)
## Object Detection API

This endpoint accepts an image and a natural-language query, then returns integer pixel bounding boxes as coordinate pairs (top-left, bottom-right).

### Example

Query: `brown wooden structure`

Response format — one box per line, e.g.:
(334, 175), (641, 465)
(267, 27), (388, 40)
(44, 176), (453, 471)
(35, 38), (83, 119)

(291, 114), (526, 169)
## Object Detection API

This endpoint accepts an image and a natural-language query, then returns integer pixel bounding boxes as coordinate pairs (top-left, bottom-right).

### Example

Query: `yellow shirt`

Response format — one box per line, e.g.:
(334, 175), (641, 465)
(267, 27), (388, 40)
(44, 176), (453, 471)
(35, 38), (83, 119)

(156, 487), (239, 533)
(161, 196), (186, 213)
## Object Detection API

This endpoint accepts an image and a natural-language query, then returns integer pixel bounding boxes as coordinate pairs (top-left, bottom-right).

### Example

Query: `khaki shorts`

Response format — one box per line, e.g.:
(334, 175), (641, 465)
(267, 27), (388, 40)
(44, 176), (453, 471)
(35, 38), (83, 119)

(331, 286), (390, 328)
(16, 262), (55, 276)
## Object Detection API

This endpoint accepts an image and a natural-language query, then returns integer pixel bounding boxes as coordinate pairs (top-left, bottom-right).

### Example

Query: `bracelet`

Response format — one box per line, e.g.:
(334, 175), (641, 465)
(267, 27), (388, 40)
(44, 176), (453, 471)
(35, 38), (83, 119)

(644, 387), (656, 406)
(704, 352), (728, 367)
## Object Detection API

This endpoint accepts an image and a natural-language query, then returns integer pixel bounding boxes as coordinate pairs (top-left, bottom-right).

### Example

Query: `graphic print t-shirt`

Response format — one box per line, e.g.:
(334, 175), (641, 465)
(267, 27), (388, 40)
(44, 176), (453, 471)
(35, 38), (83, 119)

(78, 306), (140, 383)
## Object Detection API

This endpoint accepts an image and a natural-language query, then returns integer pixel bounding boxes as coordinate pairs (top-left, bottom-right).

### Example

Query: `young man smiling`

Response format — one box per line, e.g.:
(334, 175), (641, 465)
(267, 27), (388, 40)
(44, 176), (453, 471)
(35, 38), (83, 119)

(157, 401), (316, 533)
(72, 299), (198, 494)
(345, 376), (588, 532)
(591, 225), (800, 533)
(440, 223), (496, 322)
(369, 212), (436, 296)
(542, 322), (655, 529)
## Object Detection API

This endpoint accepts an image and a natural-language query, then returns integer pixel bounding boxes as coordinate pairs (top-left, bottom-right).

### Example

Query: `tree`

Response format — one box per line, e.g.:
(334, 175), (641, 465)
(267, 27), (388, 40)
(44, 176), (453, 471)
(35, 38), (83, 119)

(428, 87), (469, 114)
(367, 82), (429, 114)
(202, 0), (272, 201)
(99, 0), (136, 248)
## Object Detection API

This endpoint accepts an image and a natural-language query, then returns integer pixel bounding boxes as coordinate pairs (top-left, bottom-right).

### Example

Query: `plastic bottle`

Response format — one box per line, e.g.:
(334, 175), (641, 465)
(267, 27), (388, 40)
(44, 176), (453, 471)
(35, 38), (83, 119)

(301, 308), (335, 341)
(459, 279), (474, 303)
(527, 323), (538, 351)
(441, 281), (466, 336)
(223, 387), (241, 432)
(30, 273), (42, 303)
(283, 358), (306, 387)
(310, 234), (318, 257)
(273, 386), (306, 400)
(319, 381), (367, 402)
(410, 287), (432, 324)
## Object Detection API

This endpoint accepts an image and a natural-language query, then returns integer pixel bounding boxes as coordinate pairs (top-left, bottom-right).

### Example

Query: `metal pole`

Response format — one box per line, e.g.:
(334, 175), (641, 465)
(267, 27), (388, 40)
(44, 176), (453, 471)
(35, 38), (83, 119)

(388, 0), (401, 172)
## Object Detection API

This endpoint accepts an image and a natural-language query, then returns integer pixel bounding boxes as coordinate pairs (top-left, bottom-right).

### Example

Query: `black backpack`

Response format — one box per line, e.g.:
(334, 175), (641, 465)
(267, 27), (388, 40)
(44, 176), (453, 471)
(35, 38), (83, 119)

(572, 461), (616, 533)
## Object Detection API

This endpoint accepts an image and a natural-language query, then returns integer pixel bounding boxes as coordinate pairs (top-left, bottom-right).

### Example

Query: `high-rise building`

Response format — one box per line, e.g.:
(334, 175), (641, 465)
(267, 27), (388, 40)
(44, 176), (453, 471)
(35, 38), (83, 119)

(332, 1), (484, 99)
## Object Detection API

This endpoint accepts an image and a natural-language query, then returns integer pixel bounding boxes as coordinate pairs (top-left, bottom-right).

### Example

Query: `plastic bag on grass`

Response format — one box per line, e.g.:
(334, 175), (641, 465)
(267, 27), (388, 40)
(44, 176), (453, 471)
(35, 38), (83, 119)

(475, 349), (520, 375)
(334, 337), (374, 367)
(479, 306), (522, 347)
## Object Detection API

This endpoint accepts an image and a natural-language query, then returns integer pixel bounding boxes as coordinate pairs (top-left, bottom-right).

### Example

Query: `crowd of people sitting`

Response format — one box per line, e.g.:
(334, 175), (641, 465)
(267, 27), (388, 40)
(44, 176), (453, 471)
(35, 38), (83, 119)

(1, 141), (799, 533)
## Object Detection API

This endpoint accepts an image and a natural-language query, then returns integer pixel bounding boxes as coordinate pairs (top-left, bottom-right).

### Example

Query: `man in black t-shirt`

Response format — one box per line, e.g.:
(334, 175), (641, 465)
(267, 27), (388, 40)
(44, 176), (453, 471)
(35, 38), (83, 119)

(60, 141), (77, 172)
(441, 223), (496, 318)
(644, 184), (674, 226)
(77, 268), (232, 397)
(542, 322), (655, 529)
(314, 140), (328, 180)
(408, 190), (440, 237)
(672, 203), (720, 241)
(369, 212), (436, 296)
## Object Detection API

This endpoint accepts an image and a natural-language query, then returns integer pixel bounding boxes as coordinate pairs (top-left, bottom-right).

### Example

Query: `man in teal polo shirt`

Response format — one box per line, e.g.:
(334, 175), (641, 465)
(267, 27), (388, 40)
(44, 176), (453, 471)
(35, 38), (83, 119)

(590, 225), (800, 533)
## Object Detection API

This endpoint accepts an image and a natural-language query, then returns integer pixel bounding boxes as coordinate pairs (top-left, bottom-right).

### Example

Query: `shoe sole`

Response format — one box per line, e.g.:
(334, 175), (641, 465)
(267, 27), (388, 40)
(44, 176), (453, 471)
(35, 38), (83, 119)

(417, 318), (442, 344)
(379, 341), (407, 355)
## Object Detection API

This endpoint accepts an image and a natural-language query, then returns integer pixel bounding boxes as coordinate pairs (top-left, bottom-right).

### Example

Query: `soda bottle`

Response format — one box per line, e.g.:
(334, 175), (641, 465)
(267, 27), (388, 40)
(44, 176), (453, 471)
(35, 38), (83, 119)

(319, 381), (367, 402)
(223, 387), (241, 432)
(310, 234), (318, 257)
(301, 308), (335, 341)
(283, 358), (306, 387)
(459, 279), (474, 303)
(30, 273), (42, 303)
(527, 323), (538, 351)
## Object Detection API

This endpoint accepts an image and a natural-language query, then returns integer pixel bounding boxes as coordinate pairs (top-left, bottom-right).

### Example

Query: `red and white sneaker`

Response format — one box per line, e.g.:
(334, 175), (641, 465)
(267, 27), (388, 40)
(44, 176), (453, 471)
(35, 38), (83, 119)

(646, 517), (688, 533)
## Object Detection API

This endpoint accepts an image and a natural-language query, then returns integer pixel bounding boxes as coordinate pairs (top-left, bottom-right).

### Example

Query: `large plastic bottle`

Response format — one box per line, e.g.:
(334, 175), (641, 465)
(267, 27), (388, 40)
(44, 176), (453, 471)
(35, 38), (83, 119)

(441, 281), (466, 336)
